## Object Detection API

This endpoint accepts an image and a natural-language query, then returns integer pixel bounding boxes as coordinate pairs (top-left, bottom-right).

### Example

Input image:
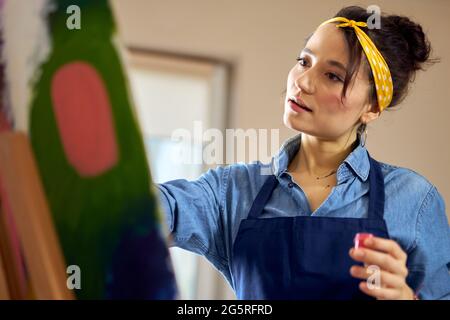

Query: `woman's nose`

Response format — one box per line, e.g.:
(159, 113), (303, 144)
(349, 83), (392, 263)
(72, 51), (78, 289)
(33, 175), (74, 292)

(294, 70), (314, 94)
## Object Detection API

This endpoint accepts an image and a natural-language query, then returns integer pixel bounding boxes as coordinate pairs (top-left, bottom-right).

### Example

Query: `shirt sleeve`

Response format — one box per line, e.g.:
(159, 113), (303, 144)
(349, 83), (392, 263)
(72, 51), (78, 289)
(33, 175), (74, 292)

(406, 186), (450, 300)
(155, 165), (230, 274)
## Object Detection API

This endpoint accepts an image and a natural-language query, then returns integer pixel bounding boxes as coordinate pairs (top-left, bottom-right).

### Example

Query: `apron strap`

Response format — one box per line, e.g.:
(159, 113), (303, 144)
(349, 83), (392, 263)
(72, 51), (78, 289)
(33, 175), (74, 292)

(367, 156), (385, 220)
(247, 175), (279, 219)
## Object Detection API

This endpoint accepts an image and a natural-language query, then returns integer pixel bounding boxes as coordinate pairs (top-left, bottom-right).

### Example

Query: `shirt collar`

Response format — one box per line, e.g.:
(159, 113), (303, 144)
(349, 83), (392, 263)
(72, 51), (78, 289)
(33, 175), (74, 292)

(271, 133), (371, 182)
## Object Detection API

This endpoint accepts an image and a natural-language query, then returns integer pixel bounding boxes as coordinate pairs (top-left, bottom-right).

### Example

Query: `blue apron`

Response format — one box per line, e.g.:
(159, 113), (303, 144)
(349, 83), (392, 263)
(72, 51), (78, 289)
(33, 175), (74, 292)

(231, 156), (390, 300)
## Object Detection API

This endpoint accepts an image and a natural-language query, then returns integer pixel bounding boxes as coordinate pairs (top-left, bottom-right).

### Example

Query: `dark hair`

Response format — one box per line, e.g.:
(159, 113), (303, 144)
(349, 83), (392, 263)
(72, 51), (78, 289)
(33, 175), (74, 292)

(332, 6), (438, 111)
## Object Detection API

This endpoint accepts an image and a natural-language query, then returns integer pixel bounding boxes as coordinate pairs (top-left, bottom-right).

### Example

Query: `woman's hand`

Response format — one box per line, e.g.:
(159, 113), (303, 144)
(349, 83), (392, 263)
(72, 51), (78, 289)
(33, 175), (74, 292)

(349, 236), (415, 300)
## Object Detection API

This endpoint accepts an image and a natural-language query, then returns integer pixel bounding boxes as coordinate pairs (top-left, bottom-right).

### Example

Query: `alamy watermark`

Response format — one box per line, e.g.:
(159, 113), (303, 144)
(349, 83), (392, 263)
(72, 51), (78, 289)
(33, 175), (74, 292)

(66, 265), (81, 290)
(66, 5), (81, 30)
(170, 121), (281, 175)
(366, 265), (382, 290)
(367, 5), (381, 29)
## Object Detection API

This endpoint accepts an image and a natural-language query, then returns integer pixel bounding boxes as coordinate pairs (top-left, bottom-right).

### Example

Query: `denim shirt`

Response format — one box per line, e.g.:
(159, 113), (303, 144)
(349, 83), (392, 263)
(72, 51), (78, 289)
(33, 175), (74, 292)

(157, 134), (450, 300)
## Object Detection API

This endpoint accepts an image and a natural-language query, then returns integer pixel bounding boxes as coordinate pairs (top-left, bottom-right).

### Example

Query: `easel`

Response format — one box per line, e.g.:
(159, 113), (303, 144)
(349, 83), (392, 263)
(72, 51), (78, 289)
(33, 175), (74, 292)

(0, 132), (74, 299)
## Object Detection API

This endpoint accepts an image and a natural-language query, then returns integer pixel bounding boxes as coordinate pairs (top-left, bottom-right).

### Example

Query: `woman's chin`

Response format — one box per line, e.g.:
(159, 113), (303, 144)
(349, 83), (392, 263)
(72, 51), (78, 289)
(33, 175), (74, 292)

(283, 111), (304, 132)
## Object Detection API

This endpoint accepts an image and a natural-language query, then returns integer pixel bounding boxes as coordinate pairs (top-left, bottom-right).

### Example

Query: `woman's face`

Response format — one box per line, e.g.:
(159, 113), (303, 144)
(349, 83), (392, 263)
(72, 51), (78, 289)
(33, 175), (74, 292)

(283, 23), (377, 140)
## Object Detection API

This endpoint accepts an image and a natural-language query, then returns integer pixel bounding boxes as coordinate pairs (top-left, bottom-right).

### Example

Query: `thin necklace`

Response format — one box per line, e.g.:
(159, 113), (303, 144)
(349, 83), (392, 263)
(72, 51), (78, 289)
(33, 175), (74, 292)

(315, 170), (337, 180)
(315, 170), (337, 189)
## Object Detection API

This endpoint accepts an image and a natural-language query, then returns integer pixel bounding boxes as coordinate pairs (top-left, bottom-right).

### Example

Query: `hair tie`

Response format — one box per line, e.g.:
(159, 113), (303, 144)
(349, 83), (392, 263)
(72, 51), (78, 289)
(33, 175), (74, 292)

(319, 17), (393, 112)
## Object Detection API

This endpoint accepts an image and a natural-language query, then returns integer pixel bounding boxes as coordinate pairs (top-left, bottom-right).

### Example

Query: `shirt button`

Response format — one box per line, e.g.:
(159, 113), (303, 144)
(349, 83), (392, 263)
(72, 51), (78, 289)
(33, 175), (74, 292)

(288, 182), (294, 188)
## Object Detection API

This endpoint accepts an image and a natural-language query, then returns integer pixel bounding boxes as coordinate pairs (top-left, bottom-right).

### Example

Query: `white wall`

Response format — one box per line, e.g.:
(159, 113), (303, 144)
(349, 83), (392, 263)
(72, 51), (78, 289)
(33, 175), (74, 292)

(111, 0), (450, 218)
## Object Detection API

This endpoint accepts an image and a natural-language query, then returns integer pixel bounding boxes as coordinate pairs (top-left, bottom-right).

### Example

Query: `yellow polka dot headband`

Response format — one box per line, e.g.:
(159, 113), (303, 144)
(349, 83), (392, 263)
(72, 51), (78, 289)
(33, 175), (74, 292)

(319, 17), (393, 112)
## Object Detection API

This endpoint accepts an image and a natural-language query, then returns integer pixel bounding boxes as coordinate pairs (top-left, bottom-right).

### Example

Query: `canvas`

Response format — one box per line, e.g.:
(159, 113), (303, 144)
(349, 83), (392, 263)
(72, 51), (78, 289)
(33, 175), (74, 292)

(0, 0), (177, 299)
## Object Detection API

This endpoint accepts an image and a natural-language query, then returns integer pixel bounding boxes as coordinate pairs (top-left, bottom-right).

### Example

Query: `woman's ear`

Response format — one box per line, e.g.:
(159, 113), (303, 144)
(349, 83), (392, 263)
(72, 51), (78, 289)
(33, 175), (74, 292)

(360, 102), (380, 125)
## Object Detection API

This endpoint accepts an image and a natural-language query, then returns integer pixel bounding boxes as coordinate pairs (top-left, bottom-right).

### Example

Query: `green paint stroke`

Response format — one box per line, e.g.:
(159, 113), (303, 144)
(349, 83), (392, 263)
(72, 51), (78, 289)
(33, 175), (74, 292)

(29, 0), (164, 299)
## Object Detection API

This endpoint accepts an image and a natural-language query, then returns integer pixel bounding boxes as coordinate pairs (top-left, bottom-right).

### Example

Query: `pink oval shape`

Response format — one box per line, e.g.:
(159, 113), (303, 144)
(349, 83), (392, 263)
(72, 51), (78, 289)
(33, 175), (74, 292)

(51, 61), (118, 177)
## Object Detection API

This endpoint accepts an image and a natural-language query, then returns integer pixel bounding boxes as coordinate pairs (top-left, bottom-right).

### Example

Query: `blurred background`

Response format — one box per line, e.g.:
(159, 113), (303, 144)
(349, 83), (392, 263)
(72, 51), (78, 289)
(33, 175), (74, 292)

(108, 0), (450, 299)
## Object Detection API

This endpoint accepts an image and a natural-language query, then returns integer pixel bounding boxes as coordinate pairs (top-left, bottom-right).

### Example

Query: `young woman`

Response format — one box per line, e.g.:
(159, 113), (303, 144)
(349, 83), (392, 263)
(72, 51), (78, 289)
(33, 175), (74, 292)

(157, 6), (450, 300)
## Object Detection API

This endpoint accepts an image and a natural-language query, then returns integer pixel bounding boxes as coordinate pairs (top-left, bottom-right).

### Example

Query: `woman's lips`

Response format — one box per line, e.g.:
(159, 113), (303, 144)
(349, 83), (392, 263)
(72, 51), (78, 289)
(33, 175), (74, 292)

(288, 98), (313, 113)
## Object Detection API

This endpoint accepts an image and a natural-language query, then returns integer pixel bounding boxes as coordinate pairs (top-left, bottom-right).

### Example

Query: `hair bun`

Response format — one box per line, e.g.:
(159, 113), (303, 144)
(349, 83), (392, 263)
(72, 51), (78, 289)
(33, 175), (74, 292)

(334, 6), (438, 108)
(388, 15), (431, 70)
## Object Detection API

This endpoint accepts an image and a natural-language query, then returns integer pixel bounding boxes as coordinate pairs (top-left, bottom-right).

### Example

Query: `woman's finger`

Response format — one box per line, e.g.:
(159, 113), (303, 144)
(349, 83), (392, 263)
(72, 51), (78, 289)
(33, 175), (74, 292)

(358, 281), (403, 300)
(362, 237), (407, 262)
(349, 247), (408, 277)
(350, 265), (405, 289)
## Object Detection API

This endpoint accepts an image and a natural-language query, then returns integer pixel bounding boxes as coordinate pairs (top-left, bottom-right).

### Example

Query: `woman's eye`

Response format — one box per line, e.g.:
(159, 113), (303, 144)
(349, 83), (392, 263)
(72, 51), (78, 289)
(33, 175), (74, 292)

(327, 73), (343, 82)
(296, 57), (307, 67)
